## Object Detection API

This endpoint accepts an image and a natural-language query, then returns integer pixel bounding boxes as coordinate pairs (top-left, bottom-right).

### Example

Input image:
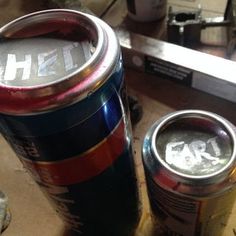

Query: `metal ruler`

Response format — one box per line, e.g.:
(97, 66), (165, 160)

(116, 27), (236, 103)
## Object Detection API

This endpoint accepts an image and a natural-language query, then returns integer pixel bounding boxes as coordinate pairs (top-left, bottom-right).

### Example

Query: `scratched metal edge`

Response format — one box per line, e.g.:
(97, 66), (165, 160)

(115, 27), (236, 103)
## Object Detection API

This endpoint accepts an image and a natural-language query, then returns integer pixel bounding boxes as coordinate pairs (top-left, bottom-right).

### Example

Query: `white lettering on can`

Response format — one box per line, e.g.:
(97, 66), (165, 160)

(63, 42), (79, 71)
(38, 49), (57, 77)
(3, 54), (31, 81)
(0, 43), (81, 81)
(165, 137), (221, 170)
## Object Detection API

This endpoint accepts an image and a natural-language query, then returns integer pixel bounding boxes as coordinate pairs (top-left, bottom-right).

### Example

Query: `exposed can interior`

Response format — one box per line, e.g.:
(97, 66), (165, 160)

(0, 10), (102, 87)
(151, 110), (236, 182)
(0, 9), (119, 114)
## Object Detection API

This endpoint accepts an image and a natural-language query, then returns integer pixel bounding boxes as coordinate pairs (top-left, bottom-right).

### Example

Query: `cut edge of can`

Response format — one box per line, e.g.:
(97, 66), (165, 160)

(0, 9), (120, 115)
(0, 9), (104, 89)
(150, 109), (236, 184)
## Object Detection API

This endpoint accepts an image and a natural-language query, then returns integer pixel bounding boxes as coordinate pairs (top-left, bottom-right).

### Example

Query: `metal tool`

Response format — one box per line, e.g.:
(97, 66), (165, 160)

(167, 0), (236, 55)
(0, 191), (10, 235)
(225, 0), (236, 55)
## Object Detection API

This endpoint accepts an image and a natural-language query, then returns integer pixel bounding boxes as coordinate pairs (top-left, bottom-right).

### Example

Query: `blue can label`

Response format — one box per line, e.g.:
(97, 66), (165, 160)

(20, 118), (126, 185)
(0, 61), (139, 235)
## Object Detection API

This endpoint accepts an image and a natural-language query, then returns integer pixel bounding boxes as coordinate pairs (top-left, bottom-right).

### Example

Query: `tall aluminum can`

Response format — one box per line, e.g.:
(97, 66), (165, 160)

(0, 9), (140, 235)
(142, 110), (236, 236)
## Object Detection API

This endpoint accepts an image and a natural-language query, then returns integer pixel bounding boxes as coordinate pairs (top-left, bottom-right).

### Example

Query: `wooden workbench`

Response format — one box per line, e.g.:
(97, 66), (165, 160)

(0, 0), (236, 235)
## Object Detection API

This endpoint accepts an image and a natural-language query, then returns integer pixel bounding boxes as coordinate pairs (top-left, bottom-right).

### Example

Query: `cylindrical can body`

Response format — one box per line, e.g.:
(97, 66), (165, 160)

(142, 110), (236, 236)
(0, 10), (140, 235)
(126, 0), (167, 22)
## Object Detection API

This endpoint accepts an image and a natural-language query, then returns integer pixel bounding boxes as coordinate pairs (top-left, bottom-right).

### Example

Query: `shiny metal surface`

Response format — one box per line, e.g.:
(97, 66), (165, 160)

(0, 191), (10, 234)
(0, 38), (92, 87)
(151, 110), (236, 184)
(0, 9), (119, 114)
(116, 27), (236, 103)
(143, 110), (236, 195)
(142, 110), (236, 236)
(0, 9), (140, 235)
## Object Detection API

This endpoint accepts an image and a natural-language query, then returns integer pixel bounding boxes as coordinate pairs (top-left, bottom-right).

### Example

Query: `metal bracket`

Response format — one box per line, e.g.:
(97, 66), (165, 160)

(167, 0), (236, 55)
(115, 27), (236, 104)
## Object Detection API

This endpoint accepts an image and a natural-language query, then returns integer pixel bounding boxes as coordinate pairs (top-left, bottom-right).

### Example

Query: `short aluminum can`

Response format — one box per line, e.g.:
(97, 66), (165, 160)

(0, 9), (140, 235)
(142, 110), (236, 236)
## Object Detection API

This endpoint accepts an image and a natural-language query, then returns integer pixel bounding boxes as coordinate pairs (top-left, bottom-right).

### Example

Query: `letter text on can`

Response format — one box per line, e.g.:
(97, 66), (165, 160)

(0, 9), (140, 236)
(142, 110), (236, 236)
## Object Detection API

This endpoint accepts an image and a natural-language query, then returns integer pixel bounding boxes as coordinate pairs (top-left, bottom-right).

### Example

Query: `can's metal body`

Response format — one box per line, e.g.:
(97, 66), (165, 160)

(142, 110), (236, 236)
(0, 10), (139, 235)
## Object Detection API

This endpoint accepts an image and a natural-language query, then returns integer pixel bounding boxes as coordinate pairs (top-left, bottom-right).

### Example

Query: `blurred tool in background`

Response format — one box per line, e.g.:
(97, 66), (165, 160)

(126, 0), (167, 22)
(0, 191), (10, 235)
(167, 0), (236, 56)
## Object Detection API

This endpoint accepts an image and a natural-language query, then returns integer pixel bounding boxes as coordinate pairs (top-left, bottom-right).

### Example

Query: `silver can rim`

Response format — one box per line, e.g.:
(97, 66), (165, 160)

(150, 109), (236, 183)
(0, 9), (119, 114)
